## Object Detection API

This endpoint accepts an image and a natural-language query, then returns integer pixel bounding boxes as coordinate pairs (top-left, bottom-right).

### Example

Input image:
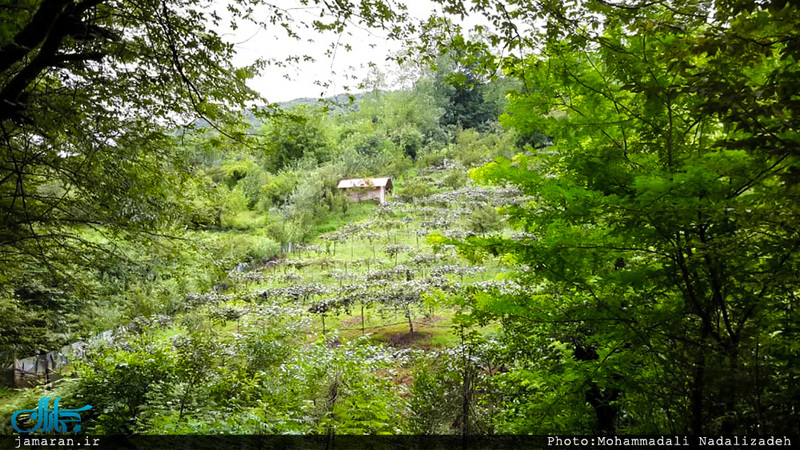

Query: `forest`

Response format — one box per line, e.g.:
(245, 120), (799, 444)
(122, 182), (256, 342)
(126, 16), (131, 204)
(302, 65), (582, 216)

(1, 0), (799, 441)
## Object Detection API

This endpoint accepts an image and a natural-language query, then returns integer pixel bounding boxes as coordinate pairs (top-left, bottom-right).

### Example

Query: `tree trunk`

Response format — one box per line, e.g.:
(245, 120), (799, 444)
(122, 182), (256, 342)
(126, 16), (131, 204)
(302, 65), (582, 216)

(721, 346), (740, 435)
(690, 334), (707, 435)
(586, 382), (620, 435)
(461, 345), (472, 437)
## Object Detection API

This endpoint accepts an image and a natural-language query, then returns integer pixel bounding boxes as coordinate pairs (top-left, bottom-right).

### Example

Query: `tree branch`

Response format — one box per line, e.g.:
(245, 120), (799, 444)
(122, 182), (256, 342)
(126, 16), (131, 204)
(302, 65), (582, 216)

(0, 0), (72, 74)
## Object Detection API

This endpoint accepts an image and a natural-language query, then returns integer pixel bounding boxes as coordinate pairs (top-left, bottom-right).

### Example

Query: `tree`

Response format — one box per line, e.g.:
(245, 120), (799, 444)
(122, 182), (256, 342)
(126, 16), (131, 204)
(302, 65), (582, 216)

(393, 126), (424, 160)
(260, 106), (332, 171)
(438, 0), (800, 435)
(0, 0), (410, 358)
(432, 52), (499, 131)
(0, 0), (264, 361)
(465, 204), (502, 236)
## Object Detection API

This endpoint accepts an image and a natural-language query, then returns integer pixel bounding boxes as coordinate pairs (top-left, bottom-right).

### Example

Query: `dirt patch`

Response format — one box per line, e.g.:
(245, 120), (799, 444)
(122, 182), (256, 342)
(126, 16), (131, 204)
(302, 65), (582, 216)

(257, 255), (285, 271)
(391, 368), (414, 389)
(385, 331), (433, 349)
(340, 316), (363, 327)
(418, 315), (447, 326)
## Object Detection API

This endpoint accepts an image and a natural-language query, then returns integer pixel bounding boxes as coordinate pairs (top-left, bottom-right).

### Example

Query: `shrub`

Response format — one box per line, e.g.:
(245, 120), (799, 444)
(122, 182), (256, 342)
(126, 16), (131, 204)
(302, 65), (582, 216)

(465, 205), (504, 235)
(408, 355), (461, 434)
(418, 149), (447, 169)
(442, 170), (469, 189)
(259, 170), (300, 209)
(394, 178), (437, 203)
(73, 336), (176, 434)
(250, 236), (282, 264)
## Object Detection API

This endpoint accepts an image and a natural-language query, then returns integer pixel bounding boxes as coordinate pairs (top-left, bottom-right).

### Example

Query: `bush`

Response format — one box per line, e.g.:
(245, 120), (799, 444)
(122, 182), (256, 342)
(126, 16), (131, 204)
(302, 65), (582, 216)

(394, 178), (437, 203)
(250, 236), (282, 264)
(417, 149), (447, 169)
(442, 170), (469, 189)
(265, 212), (290, 246)
(353, 133), (386, 157)
(240, 165), (269, 209)
(465, 205), (504, 235)
(207, 233), (281, 268)
(73, 336), (176, 434)
(219, 186), (249, 225)
(408, 355), (461, 434)
(393, 127), (424, 160)
(259, 170), (300, 209)
(452, 129), (511, 168)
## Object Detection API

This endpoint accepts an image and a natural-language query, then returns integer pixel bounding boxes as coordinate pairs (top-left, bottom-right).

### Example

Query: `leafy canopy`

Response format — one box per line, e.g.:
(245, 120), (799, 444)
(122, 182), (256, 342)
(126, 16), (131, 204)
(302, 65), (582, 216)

(437, 0), (800, 435)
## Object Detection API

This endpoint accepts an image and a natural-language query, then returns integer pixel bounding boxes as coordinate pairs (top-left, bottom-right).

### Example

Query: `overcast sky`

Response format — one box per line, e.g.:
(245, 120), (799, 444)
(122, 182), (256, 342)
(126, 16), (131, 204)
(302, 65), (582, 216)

(217, 1), (471, 103)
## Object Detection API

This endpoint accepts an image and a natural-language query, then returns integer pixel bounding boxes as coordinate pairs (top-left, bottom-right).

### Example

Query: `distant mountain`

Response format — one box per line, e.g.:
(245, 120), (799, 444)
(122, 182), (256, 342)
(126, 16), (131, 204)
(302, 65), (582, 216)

(193, 91), (375, 130)
(277, 92), (376, 116)
(238, 92), (371, 129)
(278, 92), (367, 109)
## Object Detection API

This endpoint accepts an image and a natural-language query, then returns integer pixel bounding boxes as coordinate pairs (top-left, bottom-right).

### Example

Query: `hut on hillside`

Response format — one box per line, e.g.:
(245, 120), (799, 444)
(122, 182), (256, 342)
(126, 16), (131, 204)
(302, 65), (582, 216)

(337, 177), (393, 204)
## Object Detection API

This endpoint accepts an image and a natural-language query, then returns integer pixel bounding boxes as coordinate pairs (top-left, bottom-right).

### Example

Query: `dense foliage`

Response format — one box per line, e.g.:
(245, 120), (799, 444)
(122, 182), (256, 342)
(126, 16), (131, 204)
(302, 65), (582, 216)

(439, 0), (800, 435)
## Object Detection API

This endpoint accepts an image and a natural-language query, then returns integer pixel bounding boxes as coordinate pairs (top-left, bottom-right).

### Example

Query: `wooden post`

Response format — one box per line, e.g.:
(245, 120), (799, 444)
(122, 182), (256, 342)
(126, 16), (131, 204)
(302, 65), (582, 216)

(361, 303), (366, 335)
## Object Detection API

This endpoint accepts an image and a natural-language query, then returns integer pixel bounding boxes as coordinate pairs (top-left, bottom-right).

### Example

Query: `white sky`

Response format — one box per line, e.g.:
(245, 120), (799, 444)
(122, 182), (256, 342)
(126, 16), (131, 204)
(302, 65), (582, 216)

(217, 1), (476, 103)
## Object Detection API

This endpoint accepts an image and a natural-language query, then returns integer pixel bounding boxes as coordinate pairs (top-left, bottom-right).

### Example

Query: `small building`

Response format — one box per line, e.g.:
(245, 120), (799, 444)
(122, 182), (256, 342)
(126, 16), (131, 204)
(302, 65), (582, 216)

(337, 177), (393, 204)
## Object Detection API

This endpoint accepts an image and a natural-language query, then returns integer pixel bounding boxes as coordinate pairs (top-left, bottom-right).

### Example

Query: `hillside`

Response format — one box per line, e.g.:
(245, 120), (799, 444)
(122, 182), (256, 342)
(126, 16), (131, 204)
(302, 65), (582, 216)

(1, 153), (526, 435)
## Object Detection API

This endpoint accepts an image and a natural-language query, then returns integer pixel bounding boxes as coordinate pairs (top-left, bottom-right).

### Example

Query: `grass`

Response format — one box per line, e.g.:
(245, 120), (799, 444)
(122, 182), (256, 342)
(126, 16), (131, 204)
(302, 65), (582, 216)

(0, 385), (48, 429)
(210, 189), (511, 352)
(222, 209), (265, 230)
(311, 201), (377, 235)
(332, 310), (497, 349)
(153, 325), (184, 341)
(0, 386), (18, 402)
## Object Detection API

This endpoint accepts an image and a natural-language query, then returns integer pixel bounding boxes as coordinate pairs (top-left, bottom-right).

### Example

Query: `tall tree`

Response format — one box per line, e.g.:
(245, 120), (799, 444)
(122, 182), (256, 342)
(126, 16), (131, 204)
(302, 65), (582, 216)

(260, 106), (332, 171)
(438, 0), (800, 435)
(430, 46), (501, 131)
